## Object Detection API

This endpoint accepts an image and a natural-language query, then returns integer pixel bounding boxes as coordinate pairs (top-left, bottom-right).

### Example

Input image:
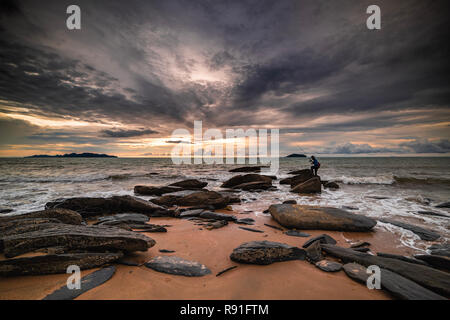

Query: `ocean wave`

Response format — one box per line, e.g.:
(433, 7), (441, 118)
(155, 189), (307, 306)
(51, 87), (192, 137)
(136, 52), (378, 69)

(333, 175), (395, 185)
(393, 176), (450, 186)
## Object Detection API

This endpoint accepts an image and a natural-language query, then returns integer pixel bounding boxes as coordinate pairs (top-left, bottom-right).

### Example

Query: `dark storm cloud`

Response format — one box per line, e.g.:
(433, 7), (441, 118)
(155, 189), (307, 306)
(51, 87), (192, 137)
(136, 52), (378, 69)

(399, 139), (450, 154)
(101, 128), (158, 138)
(0, 0), (449, 156)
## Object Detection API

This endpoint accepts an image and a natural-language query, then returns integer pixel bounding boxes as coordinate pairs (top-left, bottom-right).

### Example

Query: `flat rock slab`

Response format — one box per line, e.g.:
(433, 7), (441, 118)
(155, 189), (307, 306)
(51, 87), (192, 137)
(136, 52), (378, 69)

(169, 179), (207, 189)
(238, 226), (263, 233)
(46, 195), (172, 218)
(0, 252), (123, 276)
(269, 204), (376, 231)
(97, 213), (150, 224)
(2, 224), (155, 258)
(290, 177), (321, 194)
(199, 211), (236, 221)
(145, 256), (211, 277)
(176, 191), (230, 209)
(342, 263), (445, 300)
(379, 218), (440, 241)
(302, 234), (337, 248)
(435, 202), (450, 208)
(315, 260), (342, 272)
(428, 244), (450, 257)
(0, 218), (63, 237)
(221, 174), (272, 188)
(229, 166), (264, 173)
(376, 252), (428, 266)
(414, 254), (450, 271)
(0, 208), (82, 225)
(322, 244), (450, 296)
(284, 230), (310, 237)
(134, 185), (182, 196)
(230, 241), (306, 265)
(179, 209), (204, 218)
(43, 266), (116, 300)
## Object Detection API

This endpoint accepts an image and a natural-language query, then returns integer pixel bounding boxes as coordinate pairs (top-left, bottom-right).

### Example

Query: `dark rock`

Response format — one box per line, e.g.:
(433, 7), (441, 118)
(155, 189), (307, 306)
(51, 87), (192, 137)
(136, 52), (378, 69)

(305, 241), (323, 263)
(367, 196), (389, 200)
(216, 266), (237, 277)
(159, 249), (175, 253)
(264, 223), (284, 231)
(315, 260), (342, 272)
(287, 169), (312, 175)
(0, 218), (64, 237)
(302, 234), (337, 248)
(379, 218), (440, 241)
(132, 224), (167, 232)
(230, 241), (306, 265)
(282, 200), (297, 204)
(414, 254), (450, 271)
(284, 230), (310, 237)
(324, 181), (339, 189)
(229, 166), (264, 173)
(145, 256), (211, 277)
(435, 202), (450, 208)
(0, 208), (82, 225)
(150, 195), (180, 207)
(134, 185), (182, 196)
(352, 247), (370, 253)
(343, 263), (445, 300)
(428, 244), (450, 257)
(235, 218), (255, 225)
(238, 226), (264, 233)
(0, 252), (123, 276)
(0, 208), (13, 214)
(279, 177), (293, 185)
(376, 252), (429, 266)
(232, 181), (272, 191)
(2, 224), (155, 258)
(179, 209), (204, 218)
(270, 204), (377, 231)
(322, 244), (450, 296)
(43, 266), (116, 300)
(177, 191), (230, 209)
(291, 177), (322, 194)
(416, 211), (450, 218)
(168, 179), (207, 189)
(46, 196), (173, 218)
(221, 174), (272, 188)
(199, 211), (236, 221)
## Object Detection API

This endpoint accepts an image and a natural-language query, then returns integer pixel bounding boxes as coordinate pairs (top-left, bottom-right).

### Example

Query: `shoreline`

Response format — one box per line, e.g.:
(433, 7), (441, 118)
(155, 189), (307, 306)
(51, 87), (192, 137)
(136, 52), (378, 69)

(0, 208), (415, 300)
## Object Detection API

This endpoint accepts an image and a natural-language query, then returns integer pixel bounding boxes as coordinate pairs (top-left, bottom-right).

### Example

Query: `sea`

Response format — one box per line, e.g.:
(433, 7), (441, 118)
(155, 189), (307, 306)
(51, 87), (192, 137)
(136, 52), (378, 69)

(0, 157), (449, 251)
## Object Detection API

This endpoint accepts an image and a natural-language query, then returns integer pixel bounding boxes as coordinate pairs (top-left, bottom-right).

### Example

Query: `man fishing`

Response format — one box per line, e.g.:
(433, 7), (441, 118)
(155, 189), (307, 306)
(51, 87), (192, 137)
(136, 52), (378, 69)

(310, 155), (320, 176)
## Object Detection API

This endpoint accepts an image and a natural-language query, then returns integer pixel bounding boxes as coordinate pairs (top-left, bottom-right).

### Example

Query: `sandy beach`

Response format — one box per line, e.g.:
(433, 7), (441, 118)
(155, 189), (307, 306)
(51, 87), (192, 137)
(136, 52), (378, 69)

(0, 207), (416, 300)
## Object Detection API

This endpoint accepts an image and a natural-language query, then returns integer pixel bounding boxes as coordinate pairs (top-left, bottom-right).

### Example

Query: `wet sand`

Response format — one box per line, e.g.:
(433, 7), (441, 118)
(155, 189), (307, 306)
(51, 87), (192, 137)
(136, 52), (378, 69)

(0, 208), (419, 300)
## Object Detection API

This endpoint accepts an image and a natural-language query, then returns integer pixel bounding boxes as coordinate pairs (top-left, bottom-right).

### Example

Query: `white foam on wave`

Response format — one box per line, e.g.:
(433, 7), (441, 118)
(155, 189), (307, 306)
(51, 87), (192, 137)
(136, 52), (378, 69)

(329, 174), (395, 185)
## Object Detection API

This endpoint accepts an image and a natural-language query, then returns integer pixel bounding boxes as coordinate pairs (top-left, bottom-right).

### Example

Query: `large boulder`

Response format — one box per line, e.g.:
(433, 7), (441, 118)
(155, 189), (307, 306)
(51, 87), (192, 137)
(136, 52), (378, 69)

(134, 185), (182, 196)
(0, 252), (123, 276)
(176, 191), (230, 209)
(45, 195), (173, 218)
(289, 169), (315, 186)
(221, 174), (272, 188)
(269, 204), (377, 231)
(0, 208), (82, 225)
(232, 181), (273, 191)
(323, 244), (450, 296)
(168, 179), (207, 189)
(2, 223), (155, 258)
(291, 177), (322, 193)
(230, 240), (305, 265)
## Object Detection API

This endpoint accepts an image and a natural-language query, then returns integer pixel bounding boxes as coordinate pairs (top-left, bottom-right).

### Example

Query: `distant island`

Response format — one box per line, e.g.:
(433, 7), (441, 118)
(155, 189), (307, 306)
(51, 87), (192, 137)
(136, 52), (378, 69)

(25, 153), (118, 158)
(286, 153), (307, 158)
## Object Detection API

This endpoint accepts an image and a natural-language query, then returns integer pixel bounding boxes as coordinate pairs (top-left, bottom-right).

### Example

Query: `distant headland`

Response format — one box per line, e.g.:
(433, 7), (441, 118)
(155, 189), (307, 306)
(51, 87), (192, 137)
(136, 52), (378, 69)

(25, 153), (118, 158)
(285, 153), (307, 158)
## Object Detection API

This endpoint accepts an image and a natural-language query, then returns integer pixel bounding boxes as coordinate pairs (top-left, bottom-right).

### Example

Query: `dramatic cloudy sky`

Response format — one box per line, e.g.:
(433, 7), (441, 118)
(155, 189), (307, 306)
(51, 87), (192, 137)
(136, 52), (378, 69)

(0, 0), (449, 157)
